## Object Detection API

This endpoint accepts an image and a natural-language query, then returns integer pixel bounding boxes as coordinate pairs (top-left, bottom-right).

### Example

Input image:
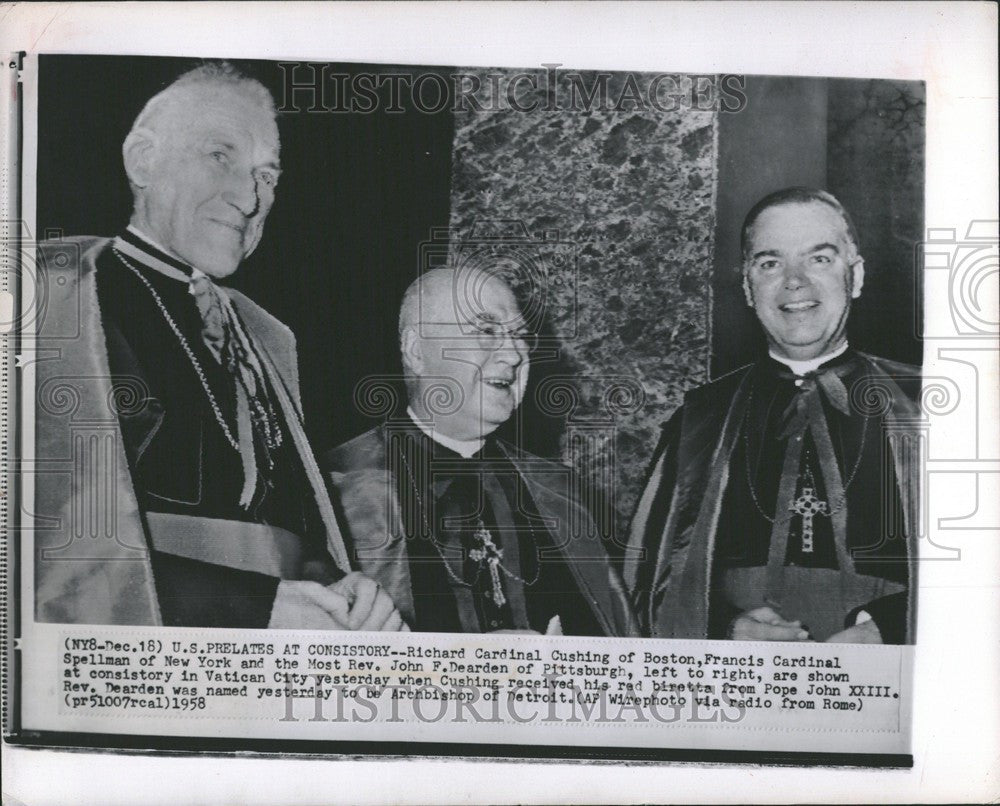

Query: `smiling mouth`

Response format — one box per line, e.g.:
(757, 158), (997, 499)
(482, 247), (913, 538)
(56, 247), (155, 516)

(779, 301), (820, 312)
(483, 377), (513, 390)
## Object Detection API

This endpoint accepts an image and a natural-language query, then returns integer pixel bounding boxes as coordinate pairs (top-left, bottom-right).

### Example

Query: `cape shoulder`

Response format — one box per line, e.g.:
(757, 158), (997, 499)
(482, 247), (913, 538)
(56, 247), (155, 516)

(854, 351), (923, 404)
(856, 351), (921, 376)
(227, 287), (295, 350)
(662, 363), (755, 435)
(38, 235), (299, 402)
(494, 436), (572, 472)
(38, 235), (293, 342)
(324, 428), (573, 474)
(324, 426), (385, 474)
(682, 363), (754, 406)
(668, 351), (923, 429)
(325, 427), (585, 509)
(40, 234), (110, 253)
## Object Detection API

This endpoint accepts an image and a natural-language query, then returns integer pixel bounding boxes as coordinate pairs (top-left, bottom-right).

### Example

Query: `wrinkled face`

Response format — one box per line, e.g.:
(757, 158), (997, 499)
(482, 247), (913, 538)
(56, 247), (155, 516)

(409, 272), (531, 441)
(139, 86), (281, 278)
(743, 201), (864, 360)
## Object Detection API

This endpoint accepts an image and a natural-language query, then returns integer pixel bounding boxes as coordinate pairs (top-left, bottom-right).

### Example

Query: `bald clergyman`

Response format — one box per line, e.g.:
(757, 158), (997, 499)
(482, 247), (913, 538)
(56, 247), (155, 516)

(325, 266), (638, 636)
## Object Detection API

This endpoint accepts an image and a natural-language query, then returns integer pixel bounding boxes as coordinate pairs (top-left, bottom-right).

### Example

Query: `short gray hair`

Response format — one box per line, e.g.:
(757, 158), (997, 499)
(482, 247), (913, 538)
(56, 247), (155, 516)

(131, 61), (276, 136)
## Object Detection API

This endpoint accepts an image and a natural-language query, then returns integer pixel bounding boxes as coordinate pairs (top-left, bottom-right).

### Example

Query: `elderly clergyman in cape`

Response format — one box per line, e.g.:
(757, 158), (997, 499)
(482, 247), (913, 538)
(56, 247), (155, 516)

(35, 63), (403, 631)
(325, 266), (638, 635)
(625, 187), (921, 644)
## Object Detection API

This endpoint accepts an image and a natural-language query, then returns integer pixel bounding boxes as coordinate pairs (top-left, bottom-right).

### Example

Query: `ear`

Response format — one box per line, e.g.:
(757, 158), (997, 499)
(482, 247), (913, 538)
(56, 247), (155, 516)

(400, 326), (423, 374)
(122, 128), (158, 189)
(741, 270), (755, 308)
(850, 257), (865, 299)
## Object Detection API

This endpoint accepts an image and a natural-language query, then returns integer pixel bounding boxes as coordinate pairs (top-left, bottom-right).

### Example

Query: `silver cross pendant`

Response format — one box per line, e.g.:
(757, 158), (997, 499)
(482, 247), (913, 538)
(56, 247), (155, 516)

(469, 523), (506, 607)
(790, 485), (829, 553)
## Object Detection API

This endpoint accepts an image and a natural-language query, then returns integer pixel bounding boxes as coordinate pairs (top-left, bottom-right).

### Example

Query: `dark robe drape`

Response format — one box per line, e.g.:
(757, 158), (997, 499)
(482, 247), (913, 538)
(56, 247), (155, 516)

(625, 351), (921, 643)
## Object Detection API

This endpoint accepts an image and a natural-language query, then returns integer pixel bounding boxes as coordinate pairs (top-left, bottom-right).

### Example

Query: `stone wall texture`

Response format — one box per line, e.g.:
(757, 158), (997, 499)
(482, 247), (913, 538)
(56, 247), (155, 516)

(828, 79), (925, 365)
(449, 70), (718, 543)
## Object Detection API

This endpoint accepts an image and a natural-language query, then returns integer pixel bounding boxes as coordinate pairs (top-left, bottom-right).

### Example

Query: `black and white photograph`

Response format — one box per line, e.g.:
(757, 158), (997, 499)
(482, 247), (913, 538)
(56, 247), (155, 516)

(2, 3), (997, 804)
(29, 56), (925, 639)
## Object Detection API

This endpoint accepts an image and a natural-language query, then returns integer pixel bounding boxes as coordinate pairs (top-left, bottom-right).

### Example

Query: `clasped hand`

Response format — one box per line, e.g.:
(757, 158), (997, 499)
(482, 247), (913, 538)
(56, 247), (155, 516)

(268, 572), (408, 631)
(729, 606), (883, 643)
(729, 606), (810, 641)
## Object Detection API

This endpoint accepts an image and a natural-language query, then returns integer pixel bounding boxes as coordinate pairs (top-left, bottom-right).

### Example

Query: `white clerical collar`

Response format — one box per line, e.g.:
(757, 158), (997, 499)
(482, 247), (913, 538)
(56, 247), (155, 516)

(127, 224), (176, 262)
(406, 406), (484, 458)
(769, 342), (849, 376)
(122, 226), (214, 285)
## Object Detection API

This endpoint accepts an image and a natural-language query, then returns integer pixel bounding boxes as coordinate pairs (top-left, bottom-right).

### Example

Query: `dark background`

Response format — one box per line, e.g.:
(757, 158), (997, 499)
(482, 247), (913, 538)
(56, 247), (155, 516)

(37, 56), (924, 465)
(712, 75), (925, 376)
(37, 55), (454, 454)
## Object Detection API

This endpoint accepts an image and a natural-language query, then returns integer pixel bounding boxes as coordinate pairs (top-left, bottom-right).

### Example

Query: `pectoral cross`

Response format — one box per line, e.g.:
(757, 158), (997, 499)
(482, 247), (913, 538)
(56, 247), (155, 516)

(790, 486), (829, 553)
(469, 521), (506, 607)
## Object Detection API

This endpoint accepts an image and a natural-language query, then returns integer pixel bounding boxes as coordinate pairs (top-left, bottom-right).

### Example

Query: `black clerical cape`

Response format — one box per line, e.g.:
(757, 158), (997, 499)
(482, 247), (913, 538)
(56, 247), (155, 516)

(624, 351), (921, 643)
(34, 236), (349, 626)
(326, 422), (638, 636)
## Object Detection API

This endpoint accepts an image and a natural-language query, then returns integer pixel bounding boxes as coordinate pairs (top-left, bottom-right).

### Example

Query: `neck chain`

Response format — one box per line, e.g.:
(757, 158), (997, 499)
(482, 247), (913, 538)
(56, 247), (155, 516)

(743, 384), (868, 524)
(397, 445), (539, 595)
(113, 248), (240, 453)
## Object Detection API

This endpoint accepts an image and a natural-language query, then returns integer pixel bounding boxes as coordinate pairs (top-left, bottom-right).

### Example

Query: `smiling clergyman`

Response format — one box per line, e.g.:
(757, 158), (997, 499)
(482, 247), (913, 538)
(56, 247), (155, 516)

(325, 266), (638, 636)
(625, 188), (921, 645)
(35, 63), (403, 632)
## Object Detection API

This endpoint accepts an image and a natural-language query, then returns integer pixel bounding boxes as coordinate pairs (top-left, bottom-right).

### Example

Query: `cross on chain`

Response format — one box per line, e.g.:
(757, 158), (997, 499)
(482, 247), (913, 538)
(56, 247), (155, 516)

(469, 520), (506, 606)
(790, 486), (829, 553)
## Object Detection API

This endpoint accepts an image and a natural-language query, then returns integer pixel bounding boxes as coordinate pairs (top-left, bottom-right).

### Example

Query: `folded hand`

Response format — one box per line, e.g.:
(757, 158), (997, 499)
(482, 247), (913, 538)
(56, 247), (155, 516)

(729, 606), (811, 641)
(268, 573), (408, 631)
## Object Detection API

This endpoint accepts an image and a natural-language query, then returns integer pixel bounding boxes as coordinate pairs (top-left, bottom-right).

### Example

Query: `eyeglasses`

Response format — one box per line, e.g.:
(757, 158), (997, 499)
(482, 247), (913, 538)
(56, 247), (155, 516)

(418, 319), (538, 353)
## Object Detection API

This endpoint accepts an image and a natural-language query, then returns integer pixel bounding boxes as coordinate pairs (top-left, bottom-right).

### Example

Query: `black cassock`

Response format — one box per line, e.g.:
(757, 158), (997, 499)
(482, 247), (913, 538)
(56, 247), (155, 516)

(97, 231), (330, 627)
(394, 425), (604, 635)
(625, 349), (921, 643)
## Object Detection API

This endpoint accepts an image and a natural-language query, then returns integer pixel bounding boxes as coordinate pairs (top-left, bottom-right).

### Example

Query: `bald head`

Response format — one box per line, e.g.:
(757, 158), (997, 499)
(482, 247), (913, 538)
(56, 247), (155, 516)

(398, 267), (459, 345)
(399, 266), (531, 440)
